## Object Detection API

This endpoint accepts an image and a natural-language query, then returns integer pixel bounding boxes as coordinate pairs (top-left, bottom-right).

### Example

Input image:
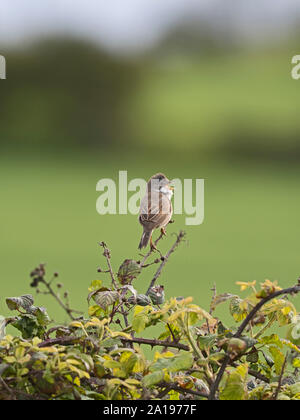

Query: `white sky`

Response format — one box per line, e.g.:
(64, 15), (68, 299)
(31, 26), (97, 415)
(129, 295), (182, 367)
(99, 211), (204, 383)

(0, 0), (299, 52)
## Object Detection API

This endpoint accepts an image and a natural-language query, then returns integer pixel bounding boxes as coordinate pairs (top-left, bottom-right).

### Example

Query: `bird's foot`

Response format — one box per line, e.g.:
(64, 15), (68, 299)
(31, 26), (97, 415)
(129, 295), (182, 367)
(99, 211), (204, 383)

(160, 227), (167, 237)
(150, 237), (158, 252)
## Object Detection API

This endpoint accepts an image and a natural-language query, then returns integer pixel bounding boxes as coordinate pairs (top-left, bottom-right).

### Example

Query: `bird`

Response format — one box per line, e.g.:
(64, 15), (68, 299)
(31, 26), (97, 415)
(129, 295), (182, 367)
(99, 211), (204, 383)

(138, 173), (173, 250)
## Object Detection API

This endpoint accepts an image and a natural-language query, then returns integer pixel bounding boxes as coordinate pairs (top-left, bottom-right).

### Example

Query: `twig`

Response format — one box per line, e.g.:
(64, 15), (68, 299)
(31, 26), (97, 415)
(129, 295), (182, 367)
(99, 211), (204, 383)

(38, 335), (79, 348)
(99, 242), (118, 290)
(273, 353), (288, 400)
(158, 381), (209, 399)
(39, 279), (81, 321)
(0, 377), (16, 400)
(145, 231), (186, 295)
(120, 336), (190, 351)
(140, 231), (165, 267)
(230, 362), (270, 384)
(209, 283), (300, 400)
(30, 264), (82, 321)
(209, 283), (217, 315)
(167, 323), (178, 343)
(99, 241), (132, 336)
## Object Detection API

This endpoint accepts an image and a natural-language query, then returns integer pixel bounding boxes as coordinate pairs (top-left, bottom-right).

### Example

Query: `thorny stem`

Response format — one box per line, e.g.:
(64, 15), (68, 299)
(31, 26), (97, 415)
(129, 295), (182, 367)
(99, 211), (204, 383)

(99, 242), (118, 290)
(120, 336), (190, 351)
(145, 231), (186, 296)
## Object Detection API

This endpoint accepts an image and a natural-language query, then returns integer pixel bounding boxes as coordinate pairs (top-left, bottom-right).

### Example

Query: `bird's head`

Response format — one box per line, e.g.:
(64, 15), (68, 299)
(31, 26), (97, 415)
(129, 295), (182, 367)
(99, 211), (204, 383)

(147, 173), (174, 198)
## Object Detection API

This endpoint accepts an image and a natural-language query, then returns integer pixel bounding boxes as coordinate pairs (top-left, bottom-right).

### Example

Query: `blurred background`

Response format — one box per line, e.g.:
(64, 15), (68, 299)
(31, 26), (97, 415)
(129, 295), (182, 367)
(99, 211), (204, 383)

(1, 0), (300, 327)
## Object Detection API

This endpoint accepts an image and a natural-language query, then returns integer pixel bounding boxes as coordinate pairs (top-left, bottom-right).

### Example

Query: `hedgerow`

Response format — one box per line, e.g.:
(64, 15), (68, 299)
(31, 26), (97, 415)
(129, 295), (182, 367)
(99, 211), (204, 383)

(1, 231), (300, 400)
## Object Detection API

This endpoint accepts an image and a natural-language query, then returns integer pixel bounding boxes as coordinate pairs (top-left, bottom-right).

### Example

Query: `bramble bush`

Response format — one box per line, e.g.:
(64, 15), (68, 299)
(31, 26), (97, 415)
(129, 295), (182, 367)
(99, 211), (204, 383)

(1, 231), (300, 400)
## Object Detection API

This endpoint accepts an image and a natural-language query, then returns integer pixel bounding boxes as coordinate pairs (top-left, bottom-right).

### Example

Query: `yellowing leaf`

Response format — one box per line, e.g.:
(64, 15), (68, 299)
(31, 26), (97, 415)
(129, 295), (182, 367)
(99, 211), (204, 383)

(69, 321), (84, 329)
(134, 305), (146, 316)
(15, 346), (26, 360)
(18, 355), (31, 364)
(74, 377), (81, 387)
(4, 356), (16, 363)
(269, 346), (285, 375)
(106, 327), (132, 340)
(39, 347), (59, 353)
(67, 359), (82, 366)
(220, 364), (248, 401)
(32, 337), (42, 347)
(236, 281), (256, 292)
(154, 351), (174, 361)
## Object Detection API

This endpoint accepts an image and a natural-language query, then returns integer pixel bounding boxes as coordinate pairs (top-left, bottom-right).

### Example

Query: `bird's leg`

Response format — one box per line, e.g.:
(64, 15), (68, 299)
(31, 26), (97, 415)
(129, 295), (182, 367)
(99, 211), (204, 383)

(160, 227), (167, 236)
(150, 234), (157, 252)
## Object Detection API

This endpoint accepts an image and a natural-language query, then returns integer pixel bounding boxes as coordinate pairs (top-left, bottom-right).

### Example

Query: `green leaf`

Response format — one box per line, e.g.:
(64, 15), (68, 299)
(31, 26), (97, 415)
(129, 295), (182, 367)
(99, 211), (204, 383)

(132, 314), (147, 334)
(33, 307), (51, 326)
(142, 370), (164, 387)
(259, 334), (283, 348)
(168, 353), (194, 372)
(197, 334), (217, 351)
(229, 297), (248, 322)
(210, 293), (237, 313)
(0, 316), (8, 340)
(87, 286), (109, 305)
(246, 349), (259, 363)
(94, 290), (120, 310)
(269, 346), (285, 375)
(220, 364), (248, 401)
(88, 280), (103, 292)
(117, 259), (141, 285)
(289, 383), (300, 395)
(11, 315), (44, 339)
(150, 353), (193, 373)
(104, 360), (122, 369)
(6, 295), (34, 312)
(123, 354), (138, 375)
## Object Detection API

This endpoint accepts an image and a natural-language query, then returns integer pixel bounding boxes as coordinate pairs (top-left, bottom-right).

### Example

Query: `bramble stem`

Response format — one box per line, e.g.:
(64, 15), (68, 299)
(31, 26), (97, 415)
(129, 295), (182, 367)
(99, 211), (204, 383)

(145, 231), (186, 295)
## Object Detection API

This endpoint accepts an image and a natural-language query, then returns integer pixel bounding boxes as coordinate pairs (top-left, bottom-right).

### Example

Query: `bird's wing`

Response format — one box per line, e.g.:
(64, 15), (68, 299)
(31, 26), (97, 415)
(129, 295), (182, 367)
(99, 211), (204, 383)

(139, 192), (172, 227)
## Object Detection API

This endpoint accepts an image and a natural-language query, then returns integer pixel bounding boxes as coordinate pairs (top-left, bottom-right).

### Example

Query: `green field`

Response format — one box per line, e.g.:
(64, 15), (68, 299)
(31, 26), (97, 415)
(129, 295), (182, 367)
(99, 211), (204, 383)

(2, 45), (300, 334)
(1, 153), (300, 331)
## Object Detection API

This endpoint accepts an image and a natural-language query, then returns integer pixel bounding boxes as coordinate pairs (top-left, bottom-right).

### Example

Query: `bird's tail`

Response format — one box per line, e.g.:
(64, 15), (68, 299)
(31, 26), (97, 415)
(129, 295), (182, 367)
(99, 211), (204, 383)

(138, 231), (152, 249)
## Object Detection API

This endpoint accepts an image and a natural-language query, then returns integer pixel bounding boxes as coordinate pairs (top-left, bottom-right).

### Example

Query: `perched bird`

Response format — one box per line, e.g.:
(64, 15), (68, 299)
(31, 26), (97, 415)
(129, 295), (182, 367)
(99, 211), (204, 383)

(138, 173), (173, 250)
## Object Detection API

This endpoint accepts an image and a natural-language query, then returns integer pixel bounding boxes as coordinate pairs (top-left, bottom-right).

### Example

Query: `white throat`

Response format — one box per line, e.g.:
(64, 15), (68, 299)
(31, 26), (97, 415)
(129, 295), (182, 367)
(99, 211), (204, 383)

(160, 186), (173, 200)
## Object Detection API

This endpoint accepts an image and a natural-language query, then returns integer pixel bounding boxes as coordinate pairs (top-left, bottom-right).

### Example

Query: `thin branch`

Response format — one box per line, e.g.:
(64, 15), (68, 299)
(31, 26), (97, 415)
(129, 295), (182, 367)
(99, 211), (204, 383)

(120, 336), (190, 351)
(235, 285), (300, 338)
(0, 377), (16, 400)
(158, 381), (209, 399)
(38, 336), (79, 348)
(273, 353), (288, 400)
(230, 362), (270, 384)
(39, 279), (81, 321)
(139, 231), (165, 267)
(209, 283), (300, 400)
(99, 242), (118, 290)
(145, 231), (186, 295)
